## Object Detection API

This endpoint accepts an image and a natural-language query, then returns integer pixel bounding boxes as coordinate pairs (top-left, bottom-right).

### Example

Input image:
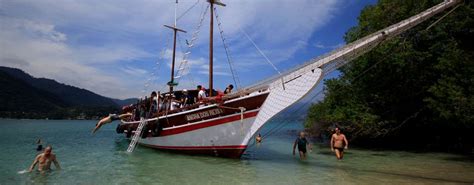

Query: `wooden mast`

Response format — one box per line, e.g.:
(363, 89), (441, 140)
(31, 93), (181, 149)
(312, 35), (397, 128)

(208, 0), (225, 97)
(165, 0), (186, 95)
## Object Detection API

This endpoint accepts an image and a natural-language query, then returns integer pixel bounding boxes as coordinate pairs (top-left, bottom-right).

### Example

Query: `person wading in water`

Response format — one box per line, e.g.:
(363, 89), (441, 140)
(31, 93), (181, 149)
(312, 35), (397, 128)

(28, 146), (61, 172)
(331, 127), (349, 160)
(293, 131), (312, 160)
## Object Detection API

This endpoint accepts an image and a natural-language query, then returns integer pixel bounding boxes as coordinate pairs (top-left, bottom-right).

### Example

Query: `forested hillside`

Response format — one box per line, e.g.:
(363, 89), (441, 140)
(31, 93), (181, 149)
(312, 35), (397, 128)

(0, 67), (137, 119)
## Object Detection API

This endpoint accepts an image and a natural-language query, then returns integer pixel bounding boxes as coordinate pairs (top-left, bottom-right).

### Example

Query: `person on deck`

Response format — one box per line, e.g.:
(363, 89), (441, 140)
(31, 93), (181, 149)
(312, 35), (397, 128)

(170, 95), (181, 111)
(197, 85), (207, 103)
(293, 131), (312, 160)
(181, 89), (194, 107)
(28, 146), (61, 172)
(331, 127), (349, 160)
(224, 84), (234, 94)
(92, 113), (133, 134)
(149, 91), (158, 116)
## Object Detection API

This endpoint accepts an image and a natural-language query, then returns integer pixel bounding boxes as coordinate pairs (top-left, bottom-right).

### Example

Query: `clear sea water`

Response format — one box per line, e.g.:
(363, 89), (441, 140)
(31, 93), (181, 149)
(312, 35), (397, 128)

(0, 119), (473, 185)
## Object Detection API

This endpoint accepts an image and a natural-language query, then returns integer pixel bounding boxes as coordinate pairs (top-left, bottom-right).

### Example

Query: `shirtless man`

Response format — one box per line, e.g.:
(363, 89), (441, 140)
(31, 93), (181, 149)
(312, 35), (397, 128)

(331, 127), (349, 160)
(92, 113), (132, 134)
(28, 146), (60, 172)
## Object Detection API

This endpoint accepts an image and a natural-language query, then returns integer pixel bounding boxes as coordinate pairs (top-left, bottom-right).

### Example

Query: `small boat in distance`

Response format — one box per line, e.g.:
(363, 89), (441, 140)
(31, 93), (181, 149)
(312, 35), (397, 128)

(114, 0), (462, 158)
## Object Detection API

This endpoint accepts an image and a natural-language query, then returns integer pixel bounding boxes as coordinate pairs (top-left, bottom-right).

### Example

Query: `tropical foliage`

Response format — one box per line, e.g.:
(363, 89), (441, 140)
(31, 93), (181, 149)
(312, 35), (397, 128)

(306, 0), (473, 152)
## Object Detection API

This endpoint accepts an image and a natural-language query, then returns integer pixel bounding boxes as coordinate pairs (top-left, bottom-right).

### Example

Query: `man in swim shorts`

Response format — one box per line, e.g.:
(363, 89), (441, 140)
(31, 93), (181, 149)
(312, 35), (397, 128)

(28, 145), (60, 172)
(293, 131), (312, 160)
(92, 113), (132, 134)
(331, 127), (349, 160)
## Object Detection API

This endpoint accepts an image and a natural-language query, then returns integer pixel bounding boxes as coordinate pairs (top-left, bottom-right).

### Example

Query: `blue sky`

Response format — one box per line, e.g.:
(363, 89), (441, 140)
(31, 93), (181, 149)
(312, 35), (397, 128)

(0, 0), (376, 99)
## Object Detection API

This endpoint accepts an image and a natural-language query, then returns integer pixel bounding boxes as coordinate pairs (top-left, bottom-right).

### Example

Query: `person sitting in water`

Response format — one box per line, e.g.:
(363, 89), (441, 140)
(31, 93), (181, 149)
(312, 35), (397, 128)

(256, 133), (263, 143)
(36, 138), (43, 151)
(293, 131), (312, 160)
(28, 145), (60, 172)
(92, 113), (132, 134)
(331, 127), (349, 160)
(224, 84), (234, 94)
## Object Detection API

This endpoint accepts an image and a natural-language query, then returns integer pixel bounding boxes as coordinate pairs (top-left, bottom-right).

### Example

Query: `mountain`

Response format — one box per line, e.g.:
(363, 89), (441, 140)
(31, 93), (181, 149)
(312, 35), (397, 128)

(0, 70), (67, 112)
(113, 98), (138, 107)
(0, 66), (135, 119)
(0, 66), (119, 107)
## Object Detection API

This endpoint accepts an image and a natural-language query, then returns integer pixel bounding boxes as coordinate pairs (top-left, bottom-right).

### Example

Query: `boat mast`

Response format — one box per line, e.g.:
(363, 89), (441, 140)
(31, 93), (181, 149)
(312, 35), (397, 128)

(208, 0), (225, 97)
(165, 0), (186, 94)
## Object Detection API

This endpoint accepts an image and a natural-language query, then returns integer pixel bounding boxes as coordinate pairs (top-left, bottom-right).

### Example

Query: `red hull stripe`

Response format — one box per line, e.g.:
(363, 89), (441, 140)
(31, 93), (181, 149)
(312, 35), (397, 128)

(141, 144), (247, 150)
(159, 111), (258, 136)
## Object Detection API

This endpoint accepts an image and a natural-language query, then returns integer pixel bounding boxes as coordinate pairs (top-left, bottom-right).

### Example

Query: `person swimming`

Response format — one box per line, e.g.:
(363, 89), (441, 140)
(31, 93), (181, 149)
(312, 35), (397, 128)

(256, 133), (262, 143)
(92, 113), (132, 134)
(36, 138), (43, 151)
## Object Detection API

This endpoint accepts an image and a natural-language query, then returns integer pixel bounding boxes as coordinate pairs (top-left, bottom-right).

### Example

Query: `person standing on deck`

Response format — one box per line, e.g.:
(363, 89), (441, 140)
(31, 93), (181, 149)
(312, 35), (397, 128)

(331, 127), (349, 160)
(28, 146), (61, 172)
(197, 85), (207, 103)
(224, 84), (233, 94)
(293, 131), (312, 160)
(149, 91), (158, 116)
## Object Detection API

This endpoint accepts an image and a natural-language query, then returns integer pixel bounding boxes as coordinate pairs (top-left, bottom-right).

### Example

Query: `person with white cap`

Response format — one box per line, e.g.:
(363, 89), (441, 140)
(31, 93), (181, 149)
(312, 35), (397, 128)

(170, 94), (180, 111)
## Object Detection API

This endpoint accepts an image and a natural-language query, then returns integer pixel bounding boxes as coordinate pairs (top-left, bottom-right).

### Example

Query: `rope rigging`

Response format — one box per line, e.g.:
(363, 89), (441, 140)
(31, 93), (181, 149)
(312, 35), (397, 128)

(177, 0), (201, 21)
(249, 34), (418, 149)
(214, 7), (241, 90)
(139, 32), (173, 99)
(240, 27), (282, 75)
(116, 0), (462, 157)
(174, 3), (210, 86)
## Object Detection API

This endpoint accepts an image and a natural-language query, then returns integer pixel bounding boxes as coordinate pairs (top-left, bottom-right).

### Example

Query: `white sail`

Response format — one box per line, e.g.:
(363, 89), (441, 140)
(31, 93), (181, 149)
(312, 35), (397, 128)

(244, 0), (461, 143)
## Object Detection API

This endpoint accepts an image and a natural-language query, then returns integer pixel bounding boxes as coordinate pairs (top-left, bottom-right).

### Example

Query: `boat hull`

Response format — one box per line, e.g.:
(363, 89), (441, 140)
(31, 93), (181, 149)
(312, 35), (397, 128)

(138, 110), (258, 158)
(118, 92), (269, 158)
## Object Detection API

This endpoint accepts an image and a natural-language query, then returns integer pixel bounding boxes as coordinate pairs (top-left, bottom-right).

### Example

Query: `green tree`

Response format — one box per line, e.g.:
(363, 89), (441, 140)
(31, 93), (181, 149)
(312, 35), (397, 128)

(306, 0), (473, 152)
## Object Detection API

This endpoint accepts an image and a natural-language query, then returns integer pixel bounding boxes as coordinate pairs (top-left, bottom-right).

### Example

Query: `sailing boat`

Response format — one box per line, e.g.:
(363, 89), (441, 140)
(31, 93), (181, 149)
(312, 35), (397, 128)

(115, 0), (461, 158)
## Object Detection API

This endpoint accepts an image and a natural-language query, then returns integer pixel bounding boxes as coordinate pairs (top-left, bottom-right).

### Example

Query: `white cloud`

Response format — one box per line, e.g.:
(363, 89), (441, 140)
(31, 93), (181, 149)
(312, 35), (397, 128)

(0, 17), (151, 98)
(121, 66), (148, 77)
(0, 0), (345, 98)
(75, 45), (155, 64)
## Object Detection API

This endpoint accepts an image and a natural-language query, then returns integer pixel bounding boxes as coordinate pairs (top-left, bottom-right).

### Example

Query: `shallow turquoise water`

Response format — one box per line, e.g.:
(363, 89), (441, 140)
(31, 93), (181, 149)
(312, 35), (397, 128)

(0, 119), (473, 185)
